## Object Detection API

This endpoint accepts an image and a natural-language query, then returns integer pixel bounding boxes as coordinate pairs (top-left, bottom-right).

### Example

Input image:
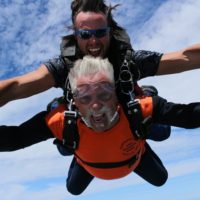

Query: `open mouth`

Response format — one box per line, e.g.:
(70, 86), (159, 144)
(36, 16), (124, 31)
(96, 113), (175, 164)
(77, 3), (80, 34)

(91, 113), (105, 124)
(88, 47), (101, 57)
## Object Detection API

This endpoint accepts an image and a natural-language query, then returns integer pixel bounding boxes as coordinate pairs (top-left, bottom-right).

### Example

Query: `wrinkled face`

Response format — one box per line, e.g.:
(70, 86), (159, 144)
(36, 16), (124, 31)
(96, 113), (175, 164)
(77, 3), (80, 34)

(74, 11), (110, 57)
(73, 72), (118, 132)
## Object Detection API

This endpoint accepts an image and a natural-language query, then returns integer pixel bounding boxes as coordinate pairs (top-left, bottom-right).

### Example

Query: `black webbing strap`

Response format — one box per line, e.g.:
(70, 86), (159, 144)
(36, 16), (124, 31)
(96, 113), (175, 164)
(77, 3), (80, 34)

(62, 110), (79, 154)
(118, 49), (153, 139)
(127, 99), (152, 139)
(125, 49), (140, 82)
(75, 153), (139, 169)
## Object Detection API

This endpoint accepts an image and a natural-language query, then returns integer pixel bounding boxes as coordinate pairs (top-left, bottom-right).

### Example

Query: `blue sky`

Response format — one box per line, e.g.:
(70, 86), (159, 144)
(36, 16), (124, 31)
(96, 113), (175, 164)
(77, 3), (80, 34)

(0, 0), (200, 199)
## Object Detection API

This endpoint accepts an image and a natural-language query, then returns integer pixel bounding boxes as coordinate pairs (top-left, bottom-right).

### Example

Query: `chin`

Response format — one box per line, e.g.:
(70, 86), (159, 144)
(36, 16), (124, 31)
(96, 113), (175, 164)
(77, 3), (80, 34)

(93, 126), (107, 133)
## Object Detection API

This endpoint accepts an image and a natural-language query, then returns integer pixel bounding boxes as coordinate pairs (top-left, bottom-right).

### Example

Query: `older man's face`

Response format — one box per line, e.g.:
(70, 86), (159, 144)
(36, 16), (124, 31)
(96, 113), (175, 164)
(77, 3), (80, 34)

(74, 11), (110, 58)
(74, 72), (118, 132)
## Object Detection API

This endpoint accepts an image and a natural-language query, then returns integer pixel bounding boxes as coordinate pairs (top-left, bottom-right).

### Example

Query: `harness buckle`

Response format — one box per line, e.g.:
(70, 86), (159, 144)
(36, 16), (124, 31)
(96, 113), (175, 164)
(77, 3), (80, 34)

(64, 110), (77, 120)
(127, 99), (140, 110)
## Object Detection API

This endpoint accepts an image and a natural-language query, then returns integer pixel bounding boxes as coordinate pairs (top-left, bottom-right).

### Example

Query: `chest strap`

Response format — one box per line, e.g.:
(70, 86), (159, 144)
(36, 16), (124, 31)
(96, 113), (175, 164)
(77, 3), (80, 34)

(75, 152), (140, 169)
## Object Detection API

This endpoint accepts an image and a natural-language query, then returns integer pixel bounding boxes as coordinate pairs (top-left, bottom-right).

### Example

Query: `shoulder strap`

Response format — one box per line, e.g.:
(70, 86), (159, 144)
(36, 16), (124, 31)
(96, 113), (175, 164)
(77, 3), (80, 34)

(118, 49), (153, 139)
(59, 35), (77, 104)
(59, 34), (78, 71)
(60, 35), (77, 58)
(61, 98), (79, 154)
(52, 100), (79, 156)
(127, 99), (152, 139)
(62, 109), (79, 154)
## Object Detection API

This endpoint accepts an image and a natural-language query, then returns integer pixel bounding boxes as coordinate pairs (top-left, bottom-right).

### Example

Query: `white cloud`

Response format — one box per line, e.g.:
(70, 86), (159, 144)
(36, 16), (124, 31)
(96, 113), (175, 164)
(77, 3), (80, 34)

(0, 88), (62, 124)
(133, 0), (200, 51)
(0, 0), (71, 74)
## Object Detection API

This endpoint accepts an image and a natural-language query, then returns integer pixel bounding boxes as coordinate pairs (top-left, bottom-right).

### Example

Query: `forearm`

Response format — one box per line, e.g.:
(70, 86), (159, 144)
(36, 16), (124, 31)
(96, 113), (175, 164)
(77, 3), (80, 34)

(0, 78), (22, 106)
(157, 43), (200, 75)
(0, 65), (55, 107)
(0, 111), (54, 151)
(152, 96), (200, 128)
(0, 77), (44, 107)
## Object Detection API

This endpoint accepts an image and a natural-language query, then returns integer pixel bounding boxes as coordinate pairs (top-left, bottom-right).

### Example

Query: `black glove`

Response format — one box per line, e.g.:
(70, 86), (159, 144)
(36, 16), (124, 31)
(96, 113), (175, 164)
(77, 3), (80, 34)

(53, 139), (73, 156)
(141, 85), (158, 96)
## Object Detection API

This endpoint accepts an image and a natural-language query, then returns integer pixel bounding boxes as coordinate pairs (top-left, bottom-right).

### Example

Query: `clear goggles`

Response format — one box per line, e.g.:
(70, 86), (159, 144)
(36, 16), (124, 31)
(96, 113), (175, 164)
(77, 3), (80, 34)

(73, 81), (115, 105)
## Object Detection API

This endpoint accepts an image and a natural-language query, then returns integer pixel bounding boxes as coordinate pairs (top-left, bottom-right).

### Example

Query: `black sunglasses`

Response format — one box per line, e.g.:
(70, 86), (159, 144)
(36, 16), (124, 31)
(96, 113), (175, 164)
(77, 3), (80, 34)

(75, 27), (110, 40)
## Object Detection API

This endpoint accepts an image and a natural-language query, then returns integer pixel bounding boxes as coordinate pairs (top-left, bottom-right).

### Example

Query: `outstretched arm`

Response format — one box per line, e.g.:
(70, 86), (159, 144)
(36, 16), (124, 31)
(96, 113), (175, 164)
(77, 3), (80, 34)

(152, 96), (200, 128)
(0, 111), (54, 151)
(0, 64), (55, 107)
(157, 43), (200, 75)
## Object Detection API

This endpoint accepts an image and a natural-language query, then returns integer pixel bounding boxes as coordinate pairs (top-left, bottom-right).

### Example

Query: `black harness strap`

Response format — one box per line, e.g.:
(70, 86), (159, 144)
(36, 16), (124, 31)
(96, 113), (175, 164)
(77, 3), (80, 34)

(62, 109), (79, 154)
(127, 99), (152, 139)
(75, 153), (139, 169)
(119, 49), (153, 139)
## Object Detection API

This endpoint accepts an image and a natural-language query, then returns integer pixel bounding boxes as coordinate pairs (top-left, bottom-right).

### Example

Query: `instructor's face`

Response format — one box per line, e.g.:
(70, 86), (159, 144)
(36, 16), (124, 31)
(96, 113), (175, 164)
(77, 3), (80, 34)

(74, 11), (110, 58)
(74, 72), (118, 132)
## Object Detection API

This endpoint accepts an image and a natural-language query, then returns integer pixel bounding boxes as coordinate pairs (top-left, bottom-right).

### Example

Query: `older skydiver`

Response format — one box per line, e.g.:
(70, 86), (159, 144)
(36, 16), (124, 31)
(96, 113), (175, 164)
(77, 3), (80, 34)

(46, 56), (200, 195)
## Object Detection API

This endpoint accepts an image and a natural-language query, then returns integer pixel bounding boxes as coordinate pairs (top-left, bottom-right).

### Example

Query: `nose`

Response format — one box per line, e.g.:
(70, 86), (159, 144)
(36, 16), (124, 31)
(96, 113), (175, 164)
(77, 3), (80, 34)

(89, 35), (99, 44)
(91, 101), (103, 111)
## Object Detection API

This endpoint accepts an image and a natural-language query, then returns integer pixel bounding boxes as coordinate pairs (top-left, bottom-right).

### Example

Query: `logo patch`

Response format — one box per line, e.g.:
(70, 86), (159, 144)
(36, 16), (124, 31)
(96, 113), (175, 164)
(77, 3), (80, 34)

(120, 138), (138, 155)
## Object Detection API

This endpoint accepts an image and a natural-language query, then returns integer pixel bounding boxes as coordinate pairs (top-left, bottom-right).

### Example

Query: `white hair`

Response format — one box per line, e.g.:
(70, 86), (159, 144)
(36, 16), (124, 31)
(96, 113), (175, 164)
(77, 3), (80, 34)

(68, 56), (114, 92)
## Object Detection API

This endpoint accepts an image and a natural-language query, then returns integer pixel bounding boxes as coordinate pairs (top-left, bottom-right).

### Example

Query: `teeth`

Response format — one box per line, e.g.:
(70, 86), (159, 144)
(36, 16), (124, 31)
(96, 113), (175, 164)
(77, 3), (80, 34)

(89, 48), (100, 52)
(93, 113), (103, 117)
(92, 113), (104, 122)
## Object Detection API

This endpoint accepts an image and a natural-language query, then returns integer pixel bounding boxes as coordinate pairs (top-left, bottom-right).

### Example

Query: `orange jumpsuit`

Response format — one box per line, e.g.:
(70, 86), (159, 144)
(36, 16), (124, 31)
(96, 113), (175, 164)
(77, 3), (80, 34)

(45, 97), (153, 180)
